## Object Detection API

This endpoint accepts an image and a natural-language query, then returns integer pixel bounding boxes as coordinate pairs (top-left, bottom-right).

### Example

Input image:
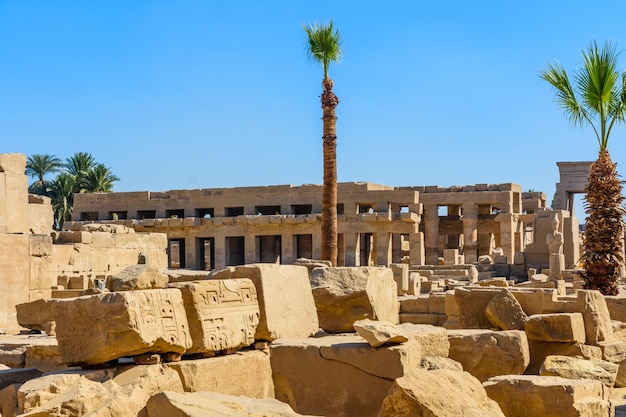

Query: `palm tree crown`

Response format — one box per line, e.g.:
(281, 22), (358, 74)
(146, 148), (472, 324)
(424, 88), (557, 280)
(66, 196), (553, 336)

(541, 41), (626, 150)
(82, 163), (120, 193)
(25, 154), (63, 195)
(304, 20), (343, 80)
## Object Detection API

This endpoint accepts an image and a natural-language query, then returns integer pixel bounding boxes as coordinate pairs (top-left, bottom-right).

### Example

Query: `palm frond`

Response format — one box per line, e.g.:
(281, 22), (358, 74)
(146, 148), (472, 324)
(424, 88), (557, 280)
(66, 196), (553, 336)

(304, 20), (343, 79)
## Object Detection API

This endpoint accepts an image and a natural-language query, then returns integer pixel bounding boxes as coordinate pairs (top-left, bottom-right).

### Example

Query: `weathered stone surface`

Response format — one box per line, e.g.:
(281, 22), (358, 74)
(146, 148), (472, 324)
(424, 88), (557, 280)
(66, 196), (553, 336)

(485, 289), (527, 330)
(166, 350), (274, 398)
(144, 390), (310, 417)
(0, 383), (19, 417)
(18, 373), (92, 413)
(526, 340), (602, 375)
(390, 263), (409, 296)
(420, 356), (463, 371)
(15, 299), (56, 334)
(397, 322), (449, 357)
(53, 289), (192, 366)
(109, 264), (169, 291)
(353, 319), (407, 347)
(24, 344), (68, 373)
(577, 290), (614, 345)
(208, 264), (319, 341)
(454, 287), (501, 329)
(377, 368), (505, 417)
(483, 375), (611, 417)
(0, 368), (42, 391)
(271, 335), (420, 417)
(169, 279), (259, 355)
(0, 344), (27, 368)
(448, 329), (530, 382)
(309, 267), (399, 333)
(0, 234), (30, 332)
(598, 339), (626, 363)
(539, 355), (618, 386)
(524, 313), (586, 343)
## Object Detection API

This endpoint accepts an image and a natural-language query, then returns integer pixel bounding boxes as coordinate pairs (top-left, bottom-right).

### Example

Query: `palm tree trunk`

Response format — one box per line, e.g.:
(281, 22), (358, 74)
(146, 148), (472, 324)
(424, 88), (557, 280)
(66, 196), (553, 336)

(321, 77), (339, 266)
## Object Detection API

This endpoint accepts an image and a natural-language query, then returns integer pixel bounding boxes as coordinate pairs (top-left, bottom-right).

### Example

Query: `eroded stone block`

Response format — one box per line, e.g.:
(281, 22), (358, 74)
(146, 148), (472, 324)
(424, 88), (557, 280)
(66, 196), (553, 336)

(524, 313), (586, 343)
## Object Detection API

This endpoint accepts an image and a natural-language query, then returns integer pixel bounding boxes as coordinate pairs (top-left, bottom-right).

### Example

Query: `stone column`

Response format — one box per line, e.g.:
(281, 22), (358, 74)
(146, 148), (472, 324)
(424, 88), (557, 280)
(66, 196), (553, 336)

(376, 232), (392, 266)
(185, 236), (196, 269)
(424, 204), (440, 265)
(282, 233), (295, 264)
(392, 233), (403, 264)
(462, 204), (479, 263)
(312, 232), (322, 261)
(344, 232), (358, 266)
(409, 228), (425, 266)
(244, 235), (256, 264)
(496, 213), (515, 262)
(213, 235), (226, 270)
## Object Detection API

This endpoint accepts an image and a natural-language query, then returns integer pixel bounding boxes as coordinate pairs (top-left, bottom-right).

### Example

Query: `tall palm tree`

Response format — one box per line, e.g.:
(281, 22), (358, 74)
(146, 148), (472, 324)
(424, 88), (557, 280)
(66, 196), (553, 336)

(47, 173), (78, 229)
(541, 40), (626, 295)
(304, 20), (343, 266)
(64, 152), (96, 193)
(82, 163), (120, 193)
(25, 154), (63, 196)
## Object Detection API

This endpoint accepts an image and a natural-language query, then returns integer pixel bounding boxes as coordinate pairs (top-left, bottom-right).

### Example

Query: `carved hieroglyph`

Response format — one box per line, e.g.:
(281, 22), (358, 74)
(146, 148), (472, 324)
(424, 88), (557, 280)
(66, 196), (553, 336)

(53, 289), (192, 366)
(172, 279), (260, 355)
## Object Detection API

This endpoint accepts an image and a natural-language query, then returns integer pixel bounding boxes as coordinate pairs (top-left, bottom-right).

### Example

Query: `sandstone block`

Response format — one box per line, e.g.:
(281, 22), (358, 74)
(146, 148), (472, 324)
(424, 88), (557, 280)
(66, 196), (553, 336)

(0, 368), (42, 392)
(407, 271), (421, 295)
(483, 375), (611, 417)
(309, 267), (399, 333)
(271, 335), (420, 417)
(109, 264), (169, 291)
(485, 289), (527, 330)
(448, 329), (530, 382)
(598, 339), (626, 363)
(377, 368), (505, 417)
(52, 289), (192, 366)
(526, 340), (602, 375)
(354, 319), (408, 347)
(145, 391), (307, 417)
(24, 344), (67, 373)
(539, 355), (618, 386)
(420, 356), (463, 371)
(0, 383), (19, 417)
(208, 264), (319, 341)
(18, 373), (94, 413)
(454, 287), (501, 328)
(577, 290), (614, 345)
(390, 263), (409, 295)
(398, 322), (449, 357)
(170, 279), (259, 355)
(524, 313), (586, 343)
(15, 299), (56, 334)
(166, 350), (274, 399)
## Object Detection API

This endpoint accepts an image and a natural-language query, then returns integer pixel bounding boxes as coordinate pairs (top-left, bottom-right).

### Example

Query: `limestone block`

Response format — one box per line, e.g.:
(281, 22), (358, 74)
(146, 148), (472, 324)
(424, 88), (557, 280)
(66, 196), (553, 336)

(29, 234), (52, 257)
(598, 339), (626, 363)
(485, 289), (527, 330)
(0, 345), (27, 368)
(52, 289), (192, 366)
(169, 279), (259, 355)
(399, 295), (429, 314)
(606, 296), (626, 322)
(166, 350), (274, 398)
(145, 391), (307, 417)
(0, 383), (19, 417)
(419, 356), (463, 371)
(390, 263), (409, 295)
(454, 287), (501, 328)
(109, 264), (169, 291)
(526, 340), (602, 375)
(483, 375), (611, 417)
(524, 313), (586, 343)
(577, 290), (614, 345)
(309, 267), (399, 333)
(399, 312), (445, 326)
(428, 292), (446, 314)
(24, 345), (67, 373)
(0, 368), (42, 392)
(407, 272), (421, 295)
(510, 288), (559, 315)
(377, 368), (505, 417)
(208, 264), (319, 341)
(16, 299), (56, 334)
(539, 355), (618, 386)
(353, 319), (408, 347)
(270, 335), (420, 417)
(0, 234), (30, 332)
(398, 322), (449, 357)
(18, 373), (94, 413)
(448, 329), (530, 382)
(443, 249), (459, 265)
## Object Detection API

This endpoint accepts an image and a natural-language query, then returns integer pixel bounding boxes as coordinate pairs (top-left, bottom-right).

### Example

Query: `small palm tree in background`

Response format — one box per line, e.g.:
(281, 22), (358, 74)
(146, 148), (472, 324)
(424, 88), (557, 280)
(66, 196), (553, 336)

(64, 152), (96, 193)
(82, 163), (120, 193)
(304, 20), (343, 266)
(47, 173), (77, 229)
(541, 40), (626, 295)
(25, 154), (63, 196)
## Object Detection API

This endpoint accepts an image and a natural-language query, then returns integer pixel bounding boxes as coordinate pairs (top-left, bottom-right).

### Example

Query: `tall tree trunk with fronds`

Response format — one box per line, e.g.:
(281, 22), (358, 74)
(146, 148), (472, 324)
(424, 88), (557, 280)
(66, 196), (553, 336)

(581, 149), (626, 295)
(321, 77), (339, 265)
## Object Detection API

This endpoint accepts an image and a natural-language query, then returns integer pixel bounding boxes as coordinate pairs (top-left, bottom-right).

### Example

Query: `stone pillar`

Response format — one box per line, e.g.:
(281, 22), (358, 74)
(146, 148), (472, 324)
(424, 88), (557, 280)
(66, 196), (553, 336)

(214, 236), (226, 270)
(424, 204), (440, 265)
(185, 236), (196, 269)
(409, 229), (425, 266)
(392, 233), (403, 264)
(462, 204), (479, 263)
(244, 235), (256, 264)
(496, 213), (515, 262)
(376, 232), (392, 266)
(282, 233), (295, 264)
(344, 233), (358, 266)
(312, 232), (322, 261)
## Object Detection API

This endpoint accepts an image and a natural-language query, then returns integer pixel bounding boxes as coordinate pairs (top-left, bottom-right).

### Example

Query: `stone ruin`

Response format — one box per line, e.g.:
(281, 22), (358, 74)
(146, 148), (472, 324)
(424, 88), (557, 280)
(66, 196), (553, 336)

(2, 152), (626, 416)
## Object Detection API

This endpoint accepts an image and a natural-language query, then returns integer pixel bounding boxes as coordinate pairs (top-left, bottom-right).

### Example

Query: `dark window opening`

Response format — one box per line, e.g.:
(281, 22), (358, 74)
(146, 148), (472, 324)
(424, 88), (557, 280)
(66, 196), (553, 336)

(226, 236), (245, 266)
(256, 205), (281, 215)
(358, 204), (374, 214)
(337, 203), (345, 215)
(80, 212), (99, 221)
(195, 208), (214, 218)
(109, 211), (127, 220)
(197, 237), (214, 270)
(137, 210), (156, 219)
(225, 207), (244, 217)
(292, 204), (313, 215)
(166, 209), (185, 219)
(168, 238), (185, 268)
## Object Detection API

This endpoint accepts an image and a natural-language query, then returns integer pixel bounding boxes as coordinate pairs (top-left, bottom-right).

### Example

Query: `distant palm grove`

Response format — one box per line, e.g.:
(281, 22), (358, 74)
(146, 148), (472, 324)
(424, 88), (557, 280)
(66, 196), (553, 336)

(25, 152), (120, 229)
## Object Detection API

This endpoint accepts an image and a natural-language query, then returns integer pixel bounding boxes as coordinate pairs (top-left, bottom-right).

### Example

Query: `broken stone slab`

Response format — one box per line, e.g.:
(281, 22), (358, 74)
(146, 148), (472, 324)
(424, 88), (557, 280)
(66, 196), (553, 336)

(390, 263), (409, 296)
(293, 258), (331, 275)
(526, 340), (603, 375)
(397, 323), (449, 357)
(15, 299), (56, 335)
(483, 375), (612, 417)
(208, 264), (319, 341)
(109, 264), (169, 291)
(24, 344), (68, 373)
(144, 390), (312, 417)
(309, 266), (399, 333)
(524, 313), (586, 343)
(448, 329), (530, 382)
(270, 335), (420, 417)
(0, 383), (19, 417)
(454, 286), (501, 329)
(377, 368), (505, 417)
(576, 290), (615, 345)
(52, 289), (192, 366)
(353, 319), (407, 347)
(539, 355), (618, 386)
(598, 339), (626, 363)
(485, 288), (527, 330)
(165, 350), (274, 399)
(18, 373), (101, 413)
(168, 279), (259, 355)
(420, 356), (463, 371)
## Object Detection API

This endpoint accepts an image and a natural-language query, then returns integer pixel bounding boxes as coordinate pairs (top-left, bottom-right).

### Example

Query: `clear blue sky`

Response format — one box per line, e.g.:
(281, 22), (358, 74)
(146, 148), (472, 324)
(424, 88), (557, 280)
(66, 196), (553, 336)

(3, 1), (626, 216)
